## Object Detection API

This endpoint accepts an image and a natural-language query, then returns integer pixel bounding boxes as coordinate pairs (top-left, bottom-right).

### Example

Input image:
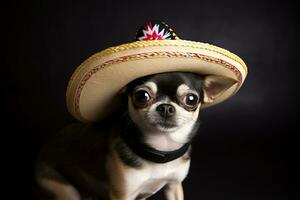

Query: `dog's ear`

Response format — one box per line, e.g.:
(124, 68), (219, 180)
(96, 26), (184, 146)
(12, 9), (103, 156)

(203, 75), (237, 103)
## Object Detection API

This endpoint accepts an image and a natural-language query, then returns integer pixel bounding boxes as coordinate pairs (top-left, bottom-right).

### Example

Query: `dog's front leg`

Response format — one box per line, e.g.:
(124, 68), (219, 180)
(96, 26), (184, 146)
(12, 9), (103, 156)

(164, 182), (184, 200)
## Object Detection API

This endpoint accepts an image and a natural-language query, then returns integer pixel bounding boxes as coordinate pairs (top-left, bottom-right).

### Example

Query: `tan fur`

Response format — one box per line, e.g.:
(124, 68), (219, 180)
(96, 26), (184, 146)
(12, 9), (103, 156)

(107, 142), (127, 199)
(38, 178), (81, 200)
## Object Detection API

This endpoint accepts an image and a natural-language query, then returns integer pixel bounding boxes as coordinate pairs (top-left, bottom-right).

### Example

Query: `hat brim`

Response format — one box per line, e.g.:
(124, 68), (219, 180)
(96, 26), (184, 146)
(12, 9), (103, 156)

(66, 39), (247, 122)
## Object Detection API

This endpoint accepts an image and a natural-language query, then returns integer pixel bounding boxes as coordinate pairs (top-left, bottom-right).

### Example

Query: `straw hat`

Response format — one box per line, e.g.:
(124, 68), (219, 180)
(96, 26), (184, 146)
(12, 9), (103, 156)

(66, 20), (247, 122)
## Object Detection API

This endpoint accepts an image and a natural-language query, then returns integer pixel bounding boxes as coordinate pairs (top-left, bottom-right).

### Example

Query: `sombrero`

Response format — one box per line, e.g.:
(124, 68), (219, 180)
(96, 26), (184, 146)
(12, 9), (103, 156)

(66, 20), (247, 122)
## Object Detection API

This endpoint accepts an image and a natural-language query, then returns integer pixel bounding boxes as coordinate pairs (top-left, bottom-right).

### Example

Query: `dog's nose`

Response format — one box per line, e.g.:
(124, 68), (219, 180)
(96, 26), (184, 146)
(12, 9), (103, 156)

(156, 104), (176, 118)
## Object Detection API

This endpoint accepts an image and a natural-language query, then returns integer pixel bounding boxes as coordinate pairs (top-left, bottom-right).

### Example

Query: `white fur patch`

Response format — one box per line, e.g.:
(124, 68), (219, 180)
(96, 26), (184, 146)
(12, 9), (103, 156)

(145, 81), (157, 95)
(123, 155), (190, 199)
(177, 84), (190, 97)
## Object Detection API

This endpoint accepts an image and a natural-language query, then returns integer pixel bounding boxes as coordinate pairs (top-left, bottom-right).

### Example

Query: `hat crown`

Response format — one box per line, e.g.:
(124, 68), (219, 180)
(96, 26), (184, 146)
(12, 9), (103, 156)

(136, 20), (179, 41)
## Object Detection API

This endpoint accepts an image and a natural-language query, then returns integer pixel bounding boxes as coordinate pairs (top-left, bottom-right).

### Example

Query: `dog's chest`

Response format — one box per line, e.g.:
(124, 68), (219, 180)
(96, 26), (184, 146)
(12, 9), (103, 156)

(125, 159), (190, 197)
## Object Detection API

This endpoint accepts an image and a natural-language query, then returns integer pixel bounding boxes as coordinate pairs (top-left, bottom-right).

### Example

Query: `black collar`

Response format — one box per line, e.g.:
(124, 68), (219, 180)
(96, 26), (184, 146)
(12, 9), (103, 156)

(123, 136), (190, 163)
(119, 113), (192, 164)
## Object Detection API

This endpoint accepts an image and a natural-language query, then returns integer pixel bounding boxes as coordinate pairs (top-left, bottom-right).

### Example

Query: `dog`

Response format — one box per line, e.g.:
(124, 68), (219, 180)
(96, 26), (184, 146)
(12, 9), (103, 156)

(35, 72), (236, 200)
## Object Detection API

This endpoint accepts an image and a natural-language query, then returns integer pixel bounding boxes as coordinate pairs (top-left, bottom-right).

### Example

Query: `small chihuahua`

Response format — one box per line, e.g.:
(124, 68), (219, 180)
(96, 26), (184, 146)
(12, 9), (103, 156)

(35, 72), (236, 200)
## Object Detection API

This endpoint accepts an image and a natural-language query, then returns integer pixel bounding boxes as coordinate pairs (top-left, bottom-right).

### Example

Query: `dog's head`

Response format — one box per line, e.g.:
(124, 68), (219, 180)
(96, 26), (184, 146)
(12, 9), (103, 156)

(122, 72), (236, 144)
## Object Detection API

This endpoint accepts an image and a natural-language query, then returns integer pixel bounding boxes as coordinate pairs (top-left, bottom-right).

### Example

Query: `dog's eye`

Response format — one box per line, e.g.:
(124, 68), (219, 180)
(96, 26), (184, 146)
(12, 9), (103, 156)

(133, 89), (152, 107)
(184, 93), (199, 107)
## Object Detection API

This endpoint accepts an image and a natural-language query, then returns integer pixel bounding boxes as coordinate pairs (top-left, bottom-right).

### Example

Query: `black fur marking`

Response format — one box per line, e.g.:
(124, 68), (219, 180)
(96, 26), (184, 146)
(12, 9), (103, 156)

(115, 113), (145, 168)
(116, 138), (144, 168)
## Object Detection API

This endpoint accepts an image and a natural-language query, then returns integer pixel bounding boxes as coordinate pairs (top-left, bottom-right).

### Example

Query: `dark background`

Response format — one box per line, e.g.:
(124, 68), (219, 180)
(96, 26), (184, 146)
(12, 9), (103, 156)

(3, 0), (295, 199)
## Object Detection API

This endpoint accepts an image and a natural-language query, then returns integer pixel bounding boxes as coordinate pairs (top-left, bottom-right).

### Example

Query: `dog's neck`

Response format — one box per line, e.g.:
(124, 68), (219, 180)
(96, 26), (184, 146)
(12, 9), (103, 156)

(120, 115), (194, 163)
